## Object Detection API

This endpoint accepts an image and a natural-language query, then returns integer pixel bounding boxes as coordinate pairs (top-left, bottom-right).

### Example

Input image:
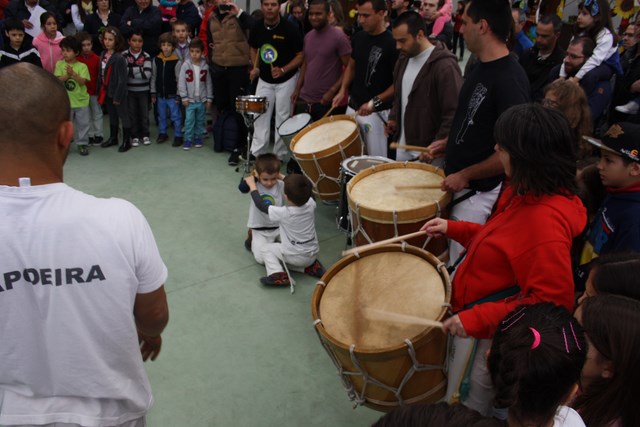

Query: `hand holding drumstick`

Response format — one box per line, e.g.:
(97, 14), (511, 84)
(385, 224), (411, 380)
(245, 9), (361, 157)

(420, 217), (448, 238)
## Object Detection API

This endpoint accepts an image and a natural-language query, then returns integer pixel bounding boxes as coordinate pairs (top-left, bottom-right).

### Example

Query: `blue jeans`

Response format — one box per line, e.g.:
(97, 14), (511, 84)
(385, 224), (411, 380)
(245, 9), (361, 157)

(184, 101), (205, 142)
(157, 96), (182, 136)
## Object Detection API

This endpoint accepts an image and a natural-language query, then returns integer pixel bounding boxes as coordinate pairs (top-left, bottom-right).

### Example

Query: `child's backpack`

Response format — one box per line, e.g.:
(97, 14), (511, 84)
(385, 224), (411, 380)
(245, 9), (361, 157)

(213, 111), (244, 153)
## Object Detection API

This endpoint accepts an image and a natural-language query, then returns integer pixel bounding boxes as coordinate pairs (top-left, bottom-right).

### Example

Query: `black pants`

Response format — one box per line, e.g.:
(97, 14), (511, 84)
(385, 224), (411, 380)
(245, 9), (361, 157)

(106, 96), (130, 129)
(453, 32), (464, 58)
(293, 99), (346, 121)
(128, 90), (150, 139)
(211, 64), (250, 112)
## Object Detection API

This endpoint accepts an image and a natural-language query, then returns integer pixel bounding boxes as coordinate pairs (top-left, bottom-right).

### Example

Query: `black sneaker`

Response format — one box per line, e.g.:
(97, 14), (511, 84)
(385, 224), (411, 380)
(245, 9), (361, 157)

(244, 238), (251, 251)
(78, 145), (89, 156)
(91, 136), (103, 146)
(260, 272), (291, 287)
(157, 133), (169, 144)
(88, 136), (95, 146)
(228, 150), (241, 166)
(172, 136), (183, 147)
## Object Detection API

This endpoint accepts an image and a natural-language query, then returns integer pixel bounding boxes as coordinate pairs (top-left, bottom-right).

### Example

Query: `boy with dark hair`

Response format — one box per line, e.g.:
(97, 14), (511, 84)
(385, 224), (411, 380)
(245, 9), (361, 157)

(576, 122), (640, 287)
(0, 18), (42, 69)
(178, 38), (212, 150)
(123, 29), (153, 147)
(76, 31), (104, 146)
(151, 32), (183, 146)
(54, 35), (91, 156)
(245, 173), (325, 291)
(239, 154), (285, 264)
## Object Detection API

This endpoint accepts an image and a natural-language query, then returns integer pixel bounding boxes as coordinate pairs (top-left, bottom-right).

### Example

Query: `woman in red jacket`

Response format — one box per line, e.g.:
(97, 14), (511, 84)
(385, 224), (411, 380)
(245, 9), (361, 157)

(422, 103), (587, 416)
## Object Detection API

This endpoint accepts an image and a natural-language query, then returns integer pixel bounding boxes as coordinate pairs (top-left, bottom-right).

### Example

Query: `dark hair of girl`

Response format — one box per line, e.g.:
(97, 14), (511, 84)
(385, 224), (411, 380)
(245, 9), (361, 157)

(489, 303), (586, 426)
(373, 401), (504, 427)
(573, 295), (640, 427)
(589, 253), (640, 301)
(494, 103), (578, 197)
(40, 12), (58, 28)
(575, 0), (618, 46)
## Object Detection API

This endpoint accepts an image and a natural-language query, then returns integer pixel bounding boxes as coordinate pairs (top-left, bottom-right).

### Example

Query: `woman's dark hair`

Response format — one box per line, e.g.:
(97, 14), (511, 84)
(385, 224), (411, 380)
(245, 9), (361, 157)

(573, 295), (640, 427)
(589, 253), (640, 300)
(494, 103), (578, 197)
(103, 26), (126, 52)
(373, 402), (504, 427)
(575, 0), (618, 46)
(76, 0), (92, 23)
(40, 12), (58, 28)
(489, 303), (586, 427)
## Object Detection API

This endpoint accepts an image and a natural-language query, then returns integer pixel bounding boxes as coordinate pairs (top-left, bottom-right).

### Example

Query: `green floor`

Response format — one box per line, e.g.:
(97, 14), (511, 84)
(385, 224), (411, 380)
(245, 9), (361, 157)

(65, 136), (382, 426)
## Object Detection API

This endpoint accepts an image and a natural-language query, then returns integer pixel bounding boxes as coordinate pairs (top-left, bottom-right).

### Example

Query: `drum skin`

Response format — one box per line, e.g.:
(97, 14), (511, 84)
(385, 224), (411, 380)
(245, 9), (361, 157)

(311, 245), (451, 411)
(347, 162), (451, 254)
(278, 113), (312, 149)
(291, 115), (363, 201)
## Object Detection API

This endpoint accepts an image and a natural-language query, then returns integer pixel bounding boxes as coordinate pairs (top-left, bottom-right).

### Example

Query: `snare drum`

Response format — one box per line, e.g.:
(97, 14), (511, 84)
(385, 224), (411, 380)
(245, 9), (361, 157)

(337, 156), (394, 234)
(291, 115), (363, 201)
(347, 162), (451, 258)
(235, 95), (268, 115)
(278, 113), (312, 149)
(312, 244), (451, 410)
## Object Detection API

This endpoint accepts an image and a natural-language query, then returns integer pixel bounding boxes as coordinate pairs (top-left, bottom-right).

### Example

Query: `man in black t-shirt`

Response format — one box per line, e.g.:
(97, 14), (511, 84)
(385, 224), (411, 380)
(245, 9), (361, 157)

(332, 0), (398, 158)
(443, 0), (529, 262)
(249, 0), (304, 160)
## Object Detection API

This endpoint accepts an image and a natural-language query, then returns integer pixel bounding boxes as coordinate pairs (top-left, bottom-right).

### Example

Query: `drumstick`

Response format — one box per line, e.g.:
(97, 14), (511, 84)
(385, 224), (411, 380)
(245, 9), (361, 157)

(389, 142), (432, 153)
(321, 105), (336, 119)
(395, 184), (443, 190)
(362, 307), (444, 329)
(341, 230), (427, 257)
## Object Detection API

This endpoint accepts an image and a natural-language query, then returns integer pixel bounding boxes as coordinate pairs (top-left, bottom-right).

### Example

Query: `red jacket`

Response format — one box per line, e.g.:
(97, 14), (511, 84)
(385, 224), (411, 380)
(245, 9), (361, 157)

(77, 52), (100, 96)
(447, 185), (586, 339)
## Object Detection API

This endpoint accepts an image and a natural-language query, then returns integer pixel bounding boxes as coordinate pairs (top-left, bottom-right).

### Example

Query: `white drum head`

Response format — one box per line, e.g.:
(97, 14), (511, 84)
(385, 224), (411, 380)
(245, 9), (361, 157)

(279, 113), (312, 136)
(294, 120), (357, 154)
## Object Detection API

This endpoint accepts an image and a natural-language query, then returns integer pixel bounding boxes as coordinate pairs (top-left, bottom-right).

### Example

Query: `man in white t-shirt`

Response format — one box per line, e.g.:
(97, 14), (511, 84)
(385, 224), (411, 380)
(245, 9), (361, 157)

(386, 11), (461, 163)
(0, 63), (170, 427)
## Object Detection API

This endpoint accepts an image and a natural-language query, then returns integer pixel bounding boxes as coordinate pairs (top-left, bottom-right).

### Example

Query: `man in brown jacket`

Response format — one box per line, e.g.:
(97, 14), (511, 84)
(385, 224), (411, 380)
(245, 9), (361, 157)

(387, 11), (462, 163)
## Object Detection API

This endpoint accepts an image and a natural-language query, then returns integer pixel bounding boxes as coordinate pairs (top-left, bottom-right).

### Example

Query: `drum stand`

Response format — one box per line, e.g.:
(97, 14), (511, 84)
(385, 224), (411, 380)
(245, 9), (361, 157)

(236, 112), (261, 175)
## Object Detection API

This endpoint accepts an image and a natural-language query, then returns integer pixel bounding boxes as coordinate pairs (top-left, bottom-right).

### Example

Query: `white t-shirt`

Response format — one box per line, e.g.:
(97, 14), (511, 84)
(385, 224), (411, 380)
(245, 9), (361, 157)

(0, 183), (168, 427)
(553, 406), (586, 427)
(247, 180), (284, 229)
(268, 198), (319, 257)
(397, 46), (434, 162)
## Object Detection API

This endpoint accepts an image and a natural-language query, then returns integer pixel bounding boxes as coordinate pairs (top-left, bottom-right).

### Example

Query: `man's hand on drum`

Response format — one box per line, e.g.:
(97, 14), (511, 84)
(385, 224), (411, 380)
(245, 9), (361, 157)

(357, 101), (374, 116)
(419, 137), (447, 162)
(384, 119), (396, 137)
(420, 217), (448, 238)
(442, 315), (467, 338)
(442, 171), (469, 193)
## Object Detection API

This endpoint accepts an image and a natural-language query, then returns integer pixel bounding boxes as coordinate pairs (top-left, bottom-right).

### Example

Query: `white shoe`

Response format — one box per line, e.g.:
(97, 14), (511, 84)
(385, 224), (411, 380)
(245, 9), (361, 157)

(131, 138), (140, 147)
(615, 101), (640, 115)
(142, 136), (151, 145)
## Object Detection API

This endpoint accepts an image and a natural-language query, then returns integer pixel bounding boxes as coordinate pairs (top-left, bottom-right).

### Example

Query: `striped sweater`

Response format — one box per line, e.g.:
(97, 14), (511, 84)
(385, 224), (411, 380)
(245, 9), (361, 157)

(122, 48), (152, 92)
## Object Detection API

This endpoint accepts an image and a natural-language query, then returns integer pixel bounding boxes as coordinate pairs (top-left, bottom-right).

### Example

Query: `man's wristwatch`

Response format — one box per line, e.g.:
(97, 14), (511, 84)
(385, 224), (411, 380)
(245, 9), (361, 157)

(372, 96), (383, 110)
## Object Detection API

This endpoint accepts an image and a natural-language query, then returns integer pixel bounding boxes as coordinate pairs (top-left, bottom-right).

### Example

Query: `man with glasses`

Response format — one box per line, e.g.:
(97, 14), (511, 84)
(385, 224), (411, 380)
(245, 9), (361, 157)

(612, 20), (639, 118)
(519, 13), (564, 101)
(550, 37), (612, 124)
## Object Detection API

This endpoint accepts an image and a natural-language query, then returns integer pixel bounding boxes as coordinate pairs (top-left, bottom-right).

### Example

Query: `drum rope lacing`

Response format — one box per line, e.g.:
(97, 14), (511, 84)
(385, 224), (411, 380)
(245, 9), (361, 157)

(313, 318), (447, 408)
(302, 143), (352, 199)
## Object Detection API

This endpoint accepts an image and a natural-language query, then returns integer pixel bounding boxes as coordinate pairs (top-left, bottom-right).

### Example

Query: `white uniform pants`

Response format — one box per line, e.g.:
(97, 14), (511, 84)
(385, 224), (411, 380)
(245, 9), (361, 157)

(448, 184), (502, 266)
(346, 106), (389, 158)
(261, 243), (316, 276)
(251, 228), (280, 265)
(251, 74), (299, 160)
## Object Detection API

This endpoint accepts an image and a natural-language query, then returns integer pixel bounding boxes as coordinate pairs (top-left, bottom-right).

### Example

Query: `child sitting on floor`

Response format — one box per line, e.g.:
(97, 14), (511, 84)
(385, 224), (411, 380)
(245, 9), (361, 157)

(239, 154), (285, 264)
(244, 173), (325, 291)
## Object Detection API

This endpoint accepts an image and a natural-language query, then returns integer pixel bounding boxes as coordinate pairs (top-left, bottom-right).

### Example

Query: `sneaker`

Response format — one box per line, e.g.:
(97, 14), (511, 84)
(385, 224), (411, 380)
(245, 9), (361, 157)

(93, 136), (104, 146)
(194, 138), (203, 148)
(157, 133), (169, 144)
(173, 136), (183, 147)
(131, 138), (140, 147)
(304, 259), (325, 278)
(615, 101), (640, 115)
(260, 272), (291, 287)
(77, 145), (89, 156)
(88, 136), (95, 146)
(142, 136), (151, 145)
(228, 149), (241, 166)
(244, 238), (251, 251)
(183, 140), (192, 150)
(239, 152), (256, 162)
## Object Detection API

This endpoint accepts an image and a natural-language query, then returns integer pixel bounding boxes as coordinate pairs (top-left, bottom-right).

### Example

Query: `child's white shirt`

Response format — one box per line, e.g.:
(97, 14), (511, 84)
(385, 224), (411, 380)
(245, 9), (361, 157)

(560, 28), (616, 79)
(268, 198), (319, 257)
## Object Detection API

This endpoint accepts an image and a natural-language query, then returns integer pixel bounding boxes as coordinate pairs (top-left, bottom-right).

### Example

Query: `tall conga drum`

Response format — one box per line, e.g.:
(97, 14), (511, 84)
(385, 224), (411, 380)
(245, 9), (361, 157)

(347, 162), (451, 259)
(291, 115), (363, 201)
(312, 244), (451, 411)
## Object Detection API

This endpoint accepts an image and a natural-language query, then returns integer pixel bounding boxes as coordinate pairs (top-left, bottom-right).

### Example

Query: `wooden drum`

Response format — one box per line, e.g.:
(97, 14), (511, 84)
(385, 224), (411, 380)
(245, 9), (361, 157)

(311, 245), (451, 411)
(347, 162), (451, 258)
(290, 115), (363, 201)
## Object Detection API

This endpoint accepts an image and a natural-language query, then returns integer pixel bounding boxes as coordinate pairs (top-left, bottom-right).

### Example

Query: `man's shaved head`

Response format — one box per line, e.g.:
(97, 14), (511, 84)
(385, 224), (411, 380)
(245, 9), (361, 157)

(0, 63), (70, 147)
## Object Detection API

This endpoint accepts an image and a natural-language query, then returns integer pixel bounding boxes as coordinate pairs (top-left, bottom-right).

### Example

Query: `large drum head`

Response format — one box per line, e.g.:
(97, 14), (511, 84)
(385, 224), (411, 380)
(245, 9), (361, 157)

(319, 249), (446, 351)
(292, 118), (357, 155)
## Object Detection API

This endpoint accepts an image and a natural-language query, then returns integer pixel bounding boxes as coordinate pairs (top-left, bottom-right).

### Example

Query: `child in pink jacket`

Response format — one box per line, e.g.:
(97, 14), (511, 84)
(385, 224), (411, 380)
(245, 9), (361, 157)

(33, 12), (64, 73)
